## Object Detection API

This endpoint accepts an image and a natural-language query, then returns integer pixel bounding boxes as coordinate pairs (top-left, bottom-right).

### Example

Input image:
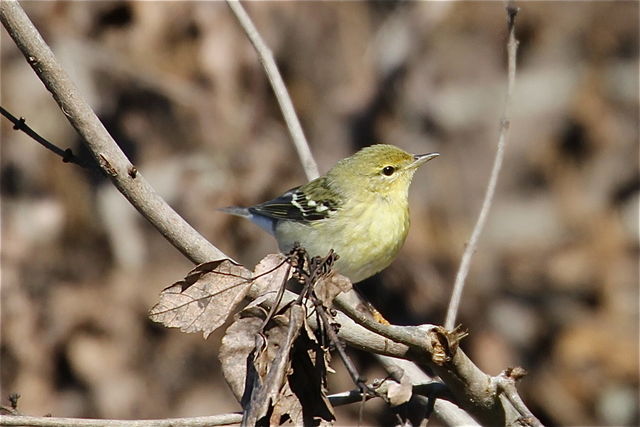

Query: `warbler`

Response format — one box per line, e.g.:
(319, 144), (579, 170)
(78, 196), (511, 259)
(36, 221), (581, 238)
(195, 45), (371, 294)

(222, 144), (438, 283)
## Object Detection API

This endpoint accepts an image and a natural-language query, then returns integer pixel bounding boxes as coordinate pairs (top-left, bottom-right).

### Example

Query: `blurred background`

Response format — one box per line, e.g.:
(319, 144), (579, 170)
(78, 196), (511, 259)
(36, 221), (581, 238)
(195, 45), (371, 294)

(1, 1), (638, 425)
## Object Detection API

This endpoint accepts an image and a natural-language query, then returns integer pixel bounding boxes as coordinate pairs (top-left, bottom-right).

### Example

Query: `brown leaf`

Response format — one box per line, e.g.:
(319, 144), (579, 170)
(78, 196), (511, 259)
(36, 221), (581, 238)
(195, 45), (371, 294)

(428, 325), (469, 365)
(251, 253), (291, 297)
(386, 373), (413, 407)
(221, 304), (306, 425)
(314, 273), (352, 306)
(219, 315), (264, 400)
(149, 259), (252, 338)
(246, 305), (305, 425)
(270, 380), (302, 425)
(220, 300), (335, 425)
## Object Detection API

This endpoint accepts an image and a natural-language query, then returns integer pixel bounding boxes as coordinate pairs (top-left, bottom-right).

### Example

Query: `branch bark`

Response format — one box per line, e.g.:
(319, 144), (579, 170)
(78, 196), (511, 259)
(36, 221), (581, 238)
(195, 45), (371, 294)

(0, 414), (242, 427)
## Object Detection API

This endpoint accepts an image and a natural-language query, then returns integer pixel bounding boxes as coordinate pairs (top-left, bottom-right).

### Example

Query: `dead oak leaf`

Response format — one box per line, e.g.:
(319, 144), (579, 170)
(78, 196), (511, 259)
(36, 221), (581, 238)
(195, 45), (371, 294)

(251, 253), (291, 297)
(149, 259), (252, 338)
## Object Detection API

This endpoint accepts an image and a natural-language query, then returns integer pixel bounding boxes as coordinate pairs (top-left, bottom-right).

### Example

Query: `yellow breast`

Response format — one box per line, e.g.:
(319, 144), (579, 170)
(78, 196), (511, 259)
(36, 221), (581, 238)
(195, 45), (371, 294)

(275, 199), (409, 283)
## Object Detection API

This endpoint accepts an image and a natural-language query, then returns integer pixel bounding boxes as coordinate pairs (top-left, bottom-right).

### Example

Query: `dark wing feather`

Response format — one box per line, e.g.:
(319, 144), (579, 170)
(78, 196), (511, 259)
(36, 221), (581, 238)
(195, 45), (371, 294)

(249, 179), (340, 222)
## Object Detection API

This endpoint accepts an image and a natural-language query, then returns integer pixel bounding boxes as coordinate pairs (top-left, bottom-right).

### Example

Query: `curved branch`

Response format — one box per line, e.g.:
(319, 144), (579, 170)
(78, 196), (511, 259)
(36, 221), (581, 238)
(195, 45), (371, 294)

(226, 0), (320, 181)
(333, 294), (520, 425)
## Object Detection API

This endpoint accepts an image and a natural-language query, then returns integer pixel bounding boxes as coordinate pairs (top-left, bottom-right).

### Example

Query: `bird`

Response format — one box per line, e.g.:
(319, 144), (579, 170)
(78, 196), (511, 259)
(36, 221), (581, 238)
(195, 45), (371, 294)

(221, 144), (439, 283)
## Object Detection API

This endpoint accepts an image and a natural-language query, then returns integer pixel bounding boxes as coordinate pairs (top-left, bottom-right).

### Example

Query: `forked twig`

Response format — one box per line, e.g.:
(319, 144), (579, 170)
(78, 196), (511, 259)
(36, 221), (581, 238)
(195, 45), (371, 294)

(226, 0), (320, 181)
(495, 368), (543, 427)
(445, 2), (520, 330)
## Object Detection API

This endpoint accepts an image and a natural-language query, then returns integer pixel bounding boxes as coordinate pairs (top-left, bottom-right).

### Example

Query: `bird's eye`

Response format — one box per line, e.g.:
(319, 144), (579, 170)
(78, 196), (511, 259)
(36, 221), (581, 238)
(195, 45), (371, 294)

(382, 166), (396, 176)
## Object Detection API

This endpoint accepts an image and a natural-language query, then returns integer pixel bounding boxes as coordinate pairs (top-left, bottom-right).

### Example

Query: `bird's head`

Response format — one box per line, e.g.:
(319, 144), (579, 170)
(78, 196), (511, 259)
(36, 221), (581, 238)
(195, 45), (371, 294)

(329, 144), (439, 200)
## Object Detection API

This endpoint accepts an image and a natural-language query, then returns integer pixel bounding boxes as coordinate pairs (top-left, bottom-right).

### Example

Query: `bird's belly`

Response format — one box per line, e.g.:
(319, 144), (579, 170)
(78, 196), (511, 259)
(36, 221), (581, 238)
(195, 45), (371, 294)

(275, 204), (409, 283)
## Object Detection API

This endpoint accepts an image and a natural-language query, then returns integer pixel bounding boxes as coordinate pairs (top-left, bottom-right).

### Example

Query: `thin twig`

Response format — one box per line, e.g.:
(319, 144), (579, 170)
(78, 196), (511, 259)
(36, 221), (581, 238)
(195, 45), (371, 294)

(299, 249), (371, 393)
(327, 382), (455, 407)
(0, 414), (242, 427)
(314, 295), (369, 392)
(258, 261), (291, 331)
(0, 105), (91, 169)
(226, 0), (320, 181)
(445, 2), (520, 330)
(495, 368), (543, 427)
(327, 389), (374, 407)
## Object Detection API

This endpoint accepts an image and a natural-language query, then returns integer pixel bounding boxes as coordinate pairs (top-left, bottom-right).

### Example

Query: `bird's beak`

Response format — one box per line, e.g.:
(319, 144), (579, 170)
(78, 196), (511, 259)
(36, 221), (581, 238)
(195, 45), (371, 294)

(410, 152), (439, 169)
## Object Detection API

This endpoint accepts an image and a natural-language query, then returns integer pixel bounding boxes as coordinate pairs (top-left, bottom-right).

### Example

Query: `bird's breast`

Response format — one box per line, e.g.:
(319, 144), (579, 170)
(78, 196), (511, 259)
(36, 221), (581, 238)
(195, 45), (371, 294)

(275, 198), (409, 283)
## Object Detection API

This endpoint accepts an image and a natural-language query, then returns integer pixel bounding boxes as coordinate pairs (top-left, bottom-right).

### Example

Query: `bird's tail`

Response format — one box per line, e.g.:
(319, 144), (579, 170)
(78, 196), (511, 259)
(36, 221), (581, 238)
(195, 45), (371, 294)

(218, 206), (277, 236)
(218, 206), (252, 218)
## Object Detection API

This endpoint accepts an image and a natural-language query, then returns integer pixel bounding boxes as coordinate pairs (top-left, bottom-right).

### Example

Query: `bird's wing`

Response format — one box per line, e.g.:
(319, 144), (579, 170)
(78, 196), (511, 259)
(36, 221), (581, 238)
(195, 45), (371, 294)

(249, 179), (340, 222)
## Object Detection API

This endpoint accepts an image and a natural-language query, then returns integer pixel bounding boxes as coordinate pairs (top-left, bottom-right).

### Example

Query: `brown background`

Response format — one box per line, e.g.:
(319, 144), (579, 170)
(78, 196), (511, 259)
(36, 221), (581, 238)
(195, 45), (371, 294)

(1, 1), (638, 425)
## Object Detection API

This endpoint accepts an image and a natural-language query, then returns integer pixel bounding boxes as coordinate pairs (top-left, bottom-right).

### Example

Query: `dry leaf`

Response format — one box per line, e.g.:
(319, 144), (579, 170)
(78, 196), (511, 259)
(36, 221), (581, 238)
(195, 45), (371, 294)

(314, 273), (352, 306)
(270, 380), (302, 425)
(386, 373), (413, 407)
(245, 305), (306, 425)
(149, 259), (252, 338)
(219, 315), (264, 400)
(220, 301), (335, 425)
(252, 253), (291, 297)
(243, 253), (293, 316)
(221, 304), (305, 425)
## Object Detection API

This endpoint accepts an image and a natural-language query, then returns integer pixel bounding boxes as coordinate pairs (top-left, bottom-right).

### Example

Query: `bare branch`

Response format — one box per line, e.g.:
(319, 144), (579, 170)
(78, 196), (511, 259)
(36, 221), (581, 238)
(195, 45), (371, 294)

(333, 292), (535, 426)
(0, 414), (242, 427)
(495, 368), (543, 427)
(0, 0), (226, 265)
(375, 356), (480, 426)
(0, 105), (91, 168)
(334, 294), (439, 350)
(445, 2), (520, 330)
(226, 0), (320, 181)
